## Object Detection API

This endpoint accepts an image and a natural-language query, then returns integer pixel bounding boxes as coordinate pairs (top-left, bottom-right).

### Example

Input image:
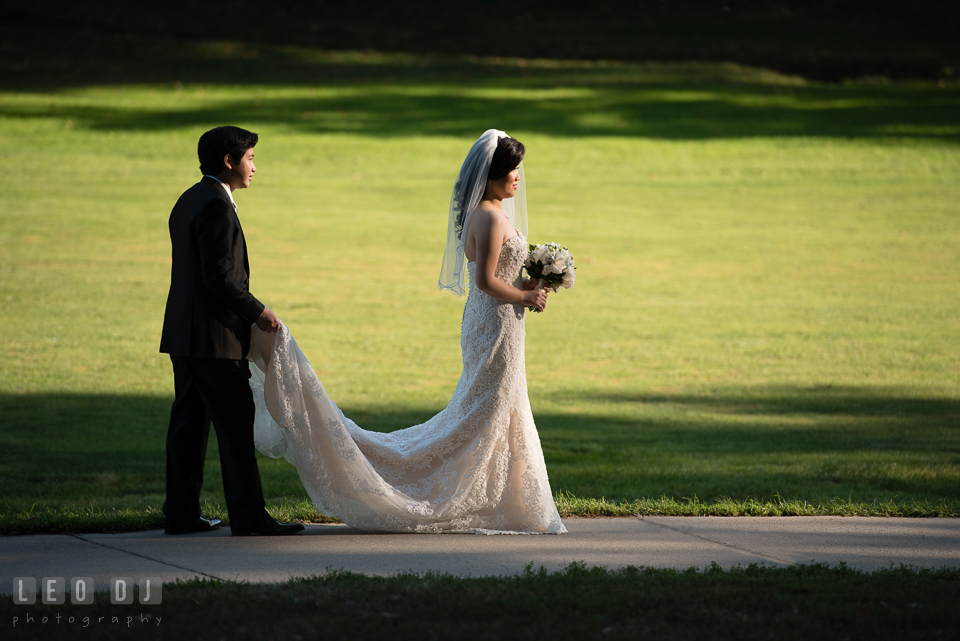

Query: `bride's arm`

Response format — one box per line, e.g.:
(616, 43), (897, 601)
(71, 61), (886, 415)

(473, 212), (548, 311)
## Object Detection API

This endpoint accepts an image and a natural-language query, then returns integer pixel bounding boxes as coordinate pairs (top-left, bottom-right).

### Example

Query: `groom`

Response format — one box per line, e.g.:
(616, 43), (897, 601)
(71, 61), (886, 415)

(159, 126), (303, 536)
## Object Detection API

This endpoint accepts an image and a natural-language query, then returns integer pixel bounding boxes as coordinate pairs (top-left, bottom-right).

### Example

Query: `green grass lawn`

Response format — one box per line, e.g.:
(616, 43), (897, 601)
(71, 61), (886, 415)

(4, 564), (959, 640)
(1, 33), (959, 532)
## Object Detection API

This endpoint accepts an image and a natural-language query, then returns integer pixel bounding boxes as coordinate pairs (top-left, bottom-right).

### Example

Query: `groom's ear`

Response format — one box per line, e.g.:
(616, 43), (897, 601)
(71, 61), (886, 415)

(222, 153), (235, 171)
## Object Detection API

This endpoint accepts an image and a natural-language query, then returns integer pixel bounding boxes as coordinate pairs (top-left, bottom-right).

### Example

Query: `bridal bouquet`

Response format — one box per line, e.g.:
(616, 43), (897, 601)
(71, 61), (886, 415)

(524, 242), (576, 310)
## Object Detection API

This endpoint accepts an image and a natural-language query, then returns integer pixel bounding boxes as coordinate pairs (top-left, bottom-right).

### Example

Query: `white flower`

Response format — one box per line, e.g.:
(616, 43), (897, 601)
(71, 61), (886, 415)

(562, 268), (576, 289)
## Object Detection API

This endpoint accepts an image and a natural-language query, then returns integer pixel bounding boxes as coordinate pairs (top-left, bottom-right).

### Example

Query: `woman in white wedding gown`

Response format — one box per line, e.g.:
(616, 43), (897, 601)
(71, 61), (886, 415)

(247, 130), (567, 534)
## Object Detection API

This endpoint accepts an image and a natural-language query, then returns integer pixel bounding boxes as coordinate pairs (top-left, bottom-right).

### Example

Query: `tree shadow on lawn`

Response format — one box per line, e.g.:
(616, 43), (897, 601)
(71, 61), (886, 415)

(4, 87), (958, 142)
(1, 26), (958, 142)
(548, 386), (960, 501)
(1, 387), (957, 506)
(584, 385), (960, 419)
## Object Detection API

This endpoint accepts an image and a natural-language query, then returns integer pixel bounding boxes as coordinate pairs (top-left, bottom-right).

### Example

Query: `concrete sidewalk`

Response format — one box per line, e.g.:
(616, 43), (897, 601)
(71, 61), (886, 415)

(3, 517), (959, 593)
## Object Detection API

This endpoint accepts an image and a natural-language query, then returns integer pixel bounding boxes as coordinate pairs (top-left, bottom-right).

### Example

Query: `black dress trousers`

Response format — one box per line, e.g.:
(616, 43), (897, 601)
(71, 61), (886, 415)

(165, 355), (267, 533)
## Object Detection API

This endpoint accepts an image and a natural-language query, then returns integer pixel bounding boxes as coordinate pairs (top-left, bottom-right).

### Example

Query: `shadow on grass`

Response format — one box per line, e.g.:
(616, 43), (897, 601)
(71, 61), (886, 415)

(1, 26), (959, 142)
(2, 563), (959, 639)
(1, 387), (957, 508)
(584, 385), (960, 418)
(0, 394), (169, 504)
(0, 393), (300, 505)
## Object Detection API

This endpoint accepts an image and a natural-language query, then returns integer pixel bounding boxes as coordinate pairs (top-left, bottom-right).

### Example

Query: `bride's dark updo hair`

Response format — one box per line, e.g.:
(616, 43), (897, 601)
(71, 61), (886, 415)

(488, 136), (525, 180)
(452, 134), (526, 241)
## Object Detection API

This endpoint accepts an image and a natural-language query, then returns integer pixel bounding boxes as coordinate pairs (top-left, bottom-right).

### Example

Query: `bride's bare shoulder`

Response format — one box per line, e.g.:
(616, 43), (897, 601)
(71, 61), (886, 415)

(469, 204), (508, 231)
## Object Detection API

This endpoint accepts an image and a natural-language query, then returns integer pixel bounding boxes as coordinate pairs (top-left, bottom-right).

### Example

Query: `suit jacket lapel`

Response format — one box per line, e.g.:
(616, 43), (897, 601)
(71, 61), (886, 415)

(198, 176), (250, 283)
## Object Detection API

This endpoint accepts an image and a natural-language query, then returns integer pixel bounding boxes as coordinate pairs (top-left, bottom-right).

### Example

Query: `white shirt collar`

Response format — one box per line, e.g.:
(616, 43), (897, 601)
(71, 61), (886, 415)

(204, 175), (236, 207)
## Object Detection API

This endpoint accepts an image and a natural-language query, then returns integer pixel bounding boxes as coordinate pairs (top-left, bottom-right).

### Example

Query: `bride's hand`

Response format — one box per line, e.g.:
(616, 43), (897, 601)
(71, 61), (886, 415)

(522, 288), (548, 312)
(522, 278), (541, 291)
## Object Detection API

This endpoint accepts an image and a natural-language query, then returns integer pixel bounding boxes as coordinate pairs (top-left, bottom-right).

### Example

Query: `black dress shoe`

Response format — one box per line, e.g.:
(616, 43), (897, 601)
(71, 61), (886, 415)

(165, 516), (223, 535)
(232, 517), (305, 536)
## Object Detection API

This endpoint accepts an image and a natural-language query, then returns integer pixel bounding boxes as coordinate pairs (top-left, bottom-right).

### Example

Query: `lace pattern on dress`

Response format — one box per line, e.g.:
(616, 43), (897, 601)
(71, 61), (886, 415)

(248, 233), (566, 534)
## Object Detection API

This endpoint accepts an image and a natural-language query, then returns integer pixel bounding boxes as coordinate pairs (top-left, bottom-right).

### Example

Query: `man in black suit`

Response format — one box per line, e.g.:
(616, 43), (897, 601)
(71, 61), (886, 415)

(159, 126), (304, 536)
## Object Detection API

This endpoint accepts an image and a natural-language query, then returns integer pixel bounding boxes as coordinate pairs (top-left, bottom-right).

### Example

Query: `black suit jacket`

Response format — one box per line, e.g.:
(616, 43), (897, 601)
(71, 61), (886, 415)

(159, 177), (265, 360)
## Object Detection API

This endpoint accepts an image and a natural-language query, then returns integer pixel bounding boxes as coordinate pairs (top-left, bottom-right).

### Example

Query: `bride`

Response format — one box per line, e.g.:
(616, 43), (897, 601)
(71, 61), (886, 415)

(248, 129), (567, 534)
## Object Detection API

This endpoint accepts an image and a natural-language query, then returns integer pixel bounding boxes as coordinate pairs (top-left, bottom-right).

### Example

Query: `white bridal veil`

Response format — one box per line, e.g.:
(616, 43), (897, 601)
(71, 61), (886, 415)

(438, 129), (528, 296)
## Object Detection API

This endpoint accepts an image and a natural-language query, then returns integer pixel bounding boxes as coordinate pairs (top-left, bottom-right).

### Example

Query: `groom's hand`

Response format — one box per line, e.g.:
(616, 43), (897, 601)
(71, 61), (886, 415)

(256, 308), (281, 333)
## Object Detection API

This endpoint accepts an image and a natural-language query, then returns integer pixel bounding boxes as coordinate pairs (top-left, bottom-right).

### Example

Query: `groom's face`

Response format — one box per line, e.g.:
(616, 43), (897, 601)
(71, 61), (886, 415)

(225, 148), (257, 190)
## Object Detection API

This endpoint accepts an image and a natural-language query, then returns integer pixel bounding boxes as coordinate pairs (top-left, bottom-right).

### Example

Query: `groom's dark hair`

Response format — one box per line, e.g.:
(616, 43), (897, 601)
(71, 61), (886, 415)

(198, 126), (259, 175)
(488, 136), (525, 181)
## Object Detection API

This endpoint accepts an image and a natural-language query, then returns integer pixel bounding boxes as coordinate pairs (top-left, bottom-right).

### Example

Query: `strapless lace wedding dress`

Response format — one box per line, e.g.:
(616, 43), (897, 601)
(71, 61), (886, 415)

(247, 234), (566, 534)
